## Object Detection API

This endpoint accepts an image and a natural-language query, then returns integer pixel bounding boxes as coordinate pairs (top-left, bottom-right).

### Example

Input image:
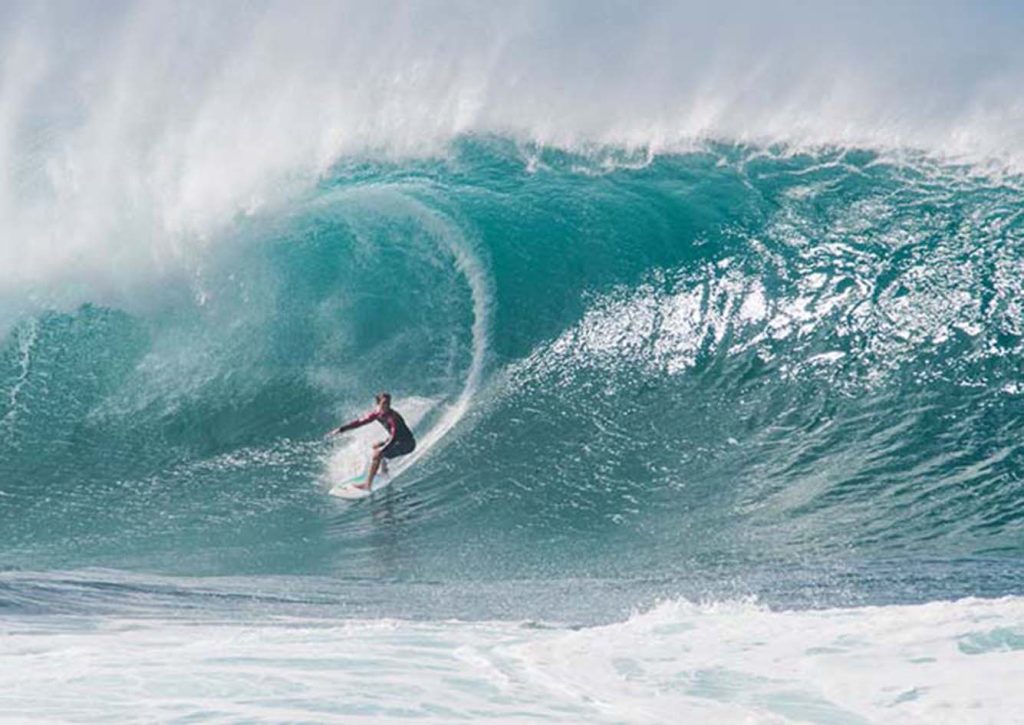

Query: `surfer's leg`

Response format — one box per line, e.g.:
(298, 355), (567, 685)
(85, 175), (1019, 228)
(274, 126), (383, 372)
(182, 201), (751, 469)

(360, 451), (383, 490)
(359, 437), (410, 489)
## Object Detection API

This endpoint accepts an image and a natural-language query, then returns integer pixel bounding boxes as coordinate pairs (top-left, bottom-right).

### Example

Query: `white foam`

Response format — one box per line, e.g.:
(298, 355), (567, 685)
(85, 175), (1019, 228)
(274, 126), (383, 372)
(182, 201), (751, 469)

(508, 596), (1024, 723)
(3, 596), (1021, 722)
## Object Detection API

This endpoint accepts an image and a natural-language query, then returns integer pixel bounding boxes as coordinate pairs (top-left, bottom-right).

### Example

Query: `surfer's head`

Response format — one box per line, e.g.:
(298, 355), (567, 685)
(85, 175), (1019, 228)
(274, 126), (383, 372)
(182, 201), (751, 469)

(375, 392), (392, 411)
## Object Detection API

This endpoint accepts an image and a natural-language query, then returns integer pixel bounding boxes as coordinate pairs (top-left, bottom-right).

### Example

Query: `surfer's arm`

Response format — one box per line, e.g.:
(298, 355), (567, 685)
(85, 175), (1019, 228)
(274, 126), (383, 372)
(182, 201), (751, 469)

(331, 411), (377, 435)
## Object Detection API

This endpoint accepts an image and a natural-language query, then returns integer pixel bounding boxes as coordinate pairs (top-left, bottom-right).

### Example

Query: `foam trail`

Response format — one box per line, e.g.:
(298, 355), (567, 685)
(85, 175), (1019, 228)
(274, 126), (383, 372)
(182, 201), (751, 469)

(0, 317), (36, 436)
(325, 191), (491, 486)
(403, 201), (491, 462)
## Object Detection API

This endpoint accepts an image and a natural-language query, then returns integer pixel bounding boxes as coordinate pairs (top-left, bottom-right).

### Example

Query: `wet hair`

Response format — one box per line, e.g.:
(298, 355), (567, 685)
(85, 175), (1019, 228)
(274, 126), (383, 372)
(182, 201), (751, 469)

(376, 391), (391, 405)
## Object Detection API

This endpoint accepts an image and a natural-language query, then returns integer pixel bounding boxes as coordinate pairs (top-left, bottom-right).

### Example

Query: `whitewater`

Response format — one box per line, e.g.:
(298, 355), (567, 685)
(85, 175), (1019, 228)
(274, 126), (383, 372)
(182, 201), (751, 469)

(2, 2), (1024, 722)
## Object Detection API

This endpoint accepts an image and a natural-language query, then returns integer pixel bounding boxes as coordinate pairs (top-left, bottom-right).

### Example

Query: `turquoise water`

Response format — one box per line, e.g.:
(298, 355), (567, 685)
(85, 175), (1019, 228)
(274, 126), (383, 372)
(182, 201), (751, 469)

(4, 140), (1022, 593)
(2, 2), (1024, 721)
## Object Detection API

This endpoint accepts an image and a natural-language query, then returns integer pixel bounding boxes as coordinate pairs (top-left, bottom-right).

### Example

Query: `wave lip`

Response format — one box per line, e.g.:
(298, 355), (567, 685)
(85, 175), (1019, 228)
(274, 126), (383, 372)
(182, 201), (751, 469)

(4, 1), (1024, 320)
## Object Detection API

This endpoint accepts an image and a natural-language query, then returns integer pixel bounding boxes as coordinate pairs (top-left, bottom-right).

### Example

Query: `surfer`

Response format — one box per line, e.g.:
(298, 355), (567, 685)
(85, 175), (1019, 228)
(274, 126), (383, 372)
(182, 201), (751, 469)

(328, 392), (416, 490)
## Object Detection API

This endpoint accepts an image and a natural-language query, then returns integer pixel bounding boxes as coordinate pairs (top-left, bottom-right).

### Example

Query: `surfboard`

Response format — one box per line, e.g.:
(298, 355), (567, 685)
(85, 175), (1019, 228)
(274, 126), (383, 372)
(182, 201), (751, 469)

(329, 467), (392, 500)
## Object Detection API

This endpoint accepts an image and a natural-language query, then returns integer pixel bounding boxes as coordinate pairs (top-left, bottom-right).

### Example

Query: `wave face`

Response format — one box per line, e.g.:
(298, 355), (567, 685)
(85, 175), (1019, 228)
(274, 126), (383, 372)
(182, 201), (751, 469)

(2, 138), (1024, 603)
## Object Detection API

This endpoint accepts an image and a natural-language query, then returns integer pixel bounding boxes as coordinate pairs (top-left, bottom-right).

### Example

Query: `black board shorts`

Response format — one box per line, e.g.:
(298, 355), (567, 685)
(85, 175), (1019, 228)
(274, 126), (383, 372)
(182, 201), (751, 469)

(382, 436), (415, 459)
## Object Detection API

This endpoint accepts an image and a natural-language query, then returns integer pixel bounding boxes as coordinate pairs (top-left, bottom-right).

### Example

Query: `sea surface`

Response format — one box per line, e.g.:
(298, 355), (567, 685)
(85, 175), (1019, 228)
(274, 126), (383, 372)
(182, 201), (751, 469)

(2, 2), (1023, 722)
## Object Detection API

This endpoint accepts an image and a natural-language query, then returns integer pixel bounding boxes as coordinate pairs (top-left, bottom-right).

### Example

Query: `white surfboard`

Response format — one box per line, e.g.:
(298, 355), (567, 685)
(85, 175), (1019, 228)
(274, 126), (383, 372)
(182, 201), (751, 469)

(329, 467), (392, 500)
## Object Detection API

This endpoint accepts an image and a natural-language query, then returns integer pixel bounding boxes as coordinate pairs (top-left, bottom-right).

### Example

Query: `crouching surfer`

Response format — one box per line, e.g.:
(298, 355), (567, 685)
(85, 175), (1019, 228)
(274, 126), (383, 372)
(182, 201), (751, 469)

(328, 392), (416, 490)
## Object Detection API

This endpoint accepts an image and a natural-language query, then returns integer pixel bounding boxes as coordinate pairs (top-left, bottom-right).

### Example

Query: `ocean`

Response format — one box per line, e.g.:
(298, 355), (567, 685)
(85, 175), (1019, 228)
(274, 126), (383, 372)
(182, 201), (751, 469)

(2, 2), (1023, 722)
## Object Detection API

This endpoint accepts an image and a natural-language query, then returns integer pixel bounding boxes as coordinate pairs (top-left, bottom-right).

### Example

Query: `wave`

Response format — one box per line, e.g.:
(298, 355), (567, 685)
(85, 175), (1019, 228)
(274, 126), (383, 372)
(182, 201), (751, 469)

(1, 140), (1023, 599)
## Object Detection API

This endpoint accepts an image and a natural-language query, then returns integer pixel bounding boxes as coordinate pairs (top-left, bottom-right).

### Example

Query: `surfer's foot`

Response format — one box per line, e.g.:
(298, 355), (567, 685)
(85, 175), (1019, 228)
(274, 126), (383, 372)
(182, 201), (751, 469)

(355, 482), (371, 491)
